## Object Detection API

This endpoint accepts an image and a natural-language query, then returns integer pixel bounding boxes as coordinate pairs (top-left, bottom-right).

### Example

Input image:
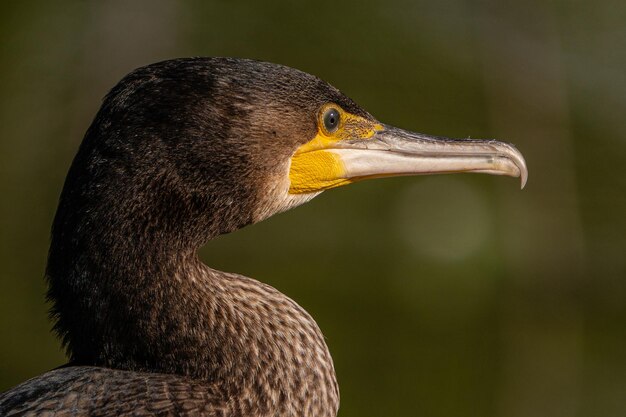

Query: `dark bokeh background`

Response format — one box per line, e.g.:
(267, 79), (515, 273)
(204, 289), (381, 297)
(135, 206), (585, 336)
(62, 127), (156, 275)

(1, 1), (625, 416)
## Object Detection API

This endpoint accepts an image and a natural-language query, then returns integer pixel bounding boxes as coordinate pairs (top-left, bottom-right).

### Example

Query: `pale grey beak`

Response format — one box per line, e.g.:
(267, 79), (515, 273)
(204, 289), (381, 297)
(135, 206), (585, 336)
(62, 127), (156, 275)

(330, 125), (528, 189)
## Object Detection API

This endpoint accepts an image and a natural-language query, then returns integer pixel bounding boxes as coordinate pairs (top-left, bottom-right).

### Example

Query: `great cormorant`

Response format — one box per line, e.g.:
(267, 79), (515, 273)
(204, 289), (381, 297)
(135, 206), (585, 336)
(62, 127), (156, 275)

(0, 57), (527, 416)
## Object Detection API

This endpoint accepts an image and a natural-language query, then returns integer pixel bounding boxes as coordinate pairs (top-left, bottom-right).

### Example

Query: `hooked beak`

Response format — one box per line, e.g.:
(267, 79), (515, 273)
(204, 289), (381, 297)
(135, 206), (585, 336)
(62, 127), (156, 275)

(331, 125), (527, 189)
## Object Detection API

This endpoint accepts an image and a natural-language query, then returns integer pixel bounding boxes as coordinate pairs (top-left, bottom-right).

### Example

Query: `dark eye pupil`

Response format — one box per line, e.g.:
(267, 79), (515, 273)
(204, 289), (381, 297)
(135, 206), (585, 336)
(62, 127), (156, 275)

(324, 108), (340, 132)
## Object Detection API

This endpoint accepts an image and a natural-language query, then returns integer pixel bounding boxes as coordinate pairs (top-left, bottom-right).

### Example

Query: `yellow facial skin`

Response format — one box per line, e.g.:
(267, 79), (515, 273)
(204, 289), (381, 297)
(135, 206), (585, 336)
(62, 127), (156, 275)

(289, 104), (383, 194)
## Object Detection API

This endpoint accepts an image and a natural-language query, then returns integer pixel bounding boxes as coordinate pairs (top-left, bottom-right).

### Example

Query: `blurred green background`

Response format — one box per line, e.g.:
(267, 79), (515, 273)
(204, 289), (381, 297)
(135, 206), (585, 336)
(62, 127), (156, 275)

(1, 0), (625, 416)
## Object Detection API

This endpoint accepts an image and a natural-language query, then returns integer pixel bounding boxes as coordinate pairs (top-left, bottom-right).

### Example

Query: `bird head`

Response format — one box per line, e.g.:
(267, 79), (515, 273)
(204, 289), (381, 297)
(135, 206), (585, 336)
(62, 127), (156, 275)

(58, 57), (526, 247)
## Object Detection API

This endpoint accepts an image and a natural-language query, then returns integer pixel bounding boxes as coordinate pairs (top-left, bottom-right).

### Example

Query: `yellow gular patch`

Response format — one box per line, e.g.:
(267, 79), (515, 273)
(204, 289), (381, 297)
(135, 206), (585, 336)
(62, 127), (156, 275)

(288, 104), (383, 194)
(289, 150), (351, 194)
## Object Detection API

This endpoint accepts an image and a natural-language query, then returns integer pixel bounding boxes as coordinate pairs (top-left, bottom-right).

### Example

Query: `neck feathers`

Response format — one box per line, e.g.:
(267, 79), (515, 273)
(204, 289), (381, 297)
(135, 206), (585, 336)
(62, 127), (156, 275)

(46, 178), (338, 416)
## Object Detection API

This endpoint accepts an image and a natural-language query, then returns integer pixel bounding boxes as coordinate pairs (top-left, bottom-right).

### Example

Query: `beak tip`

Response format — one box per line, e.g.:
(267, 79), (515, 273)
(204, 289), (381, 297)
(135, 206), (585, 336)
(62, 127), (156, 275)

(502, 142), (527, 190)
(516, 152), (528, 190)
(520, 171), (528, 189)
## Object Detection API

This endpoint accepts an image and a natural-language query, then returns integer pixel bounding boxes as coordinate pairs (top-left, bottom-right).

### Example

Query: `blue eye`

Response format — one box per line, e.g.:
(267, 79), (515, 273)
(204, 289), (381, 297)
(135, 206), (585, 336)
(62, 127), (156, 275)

(323, 108), (340, 133)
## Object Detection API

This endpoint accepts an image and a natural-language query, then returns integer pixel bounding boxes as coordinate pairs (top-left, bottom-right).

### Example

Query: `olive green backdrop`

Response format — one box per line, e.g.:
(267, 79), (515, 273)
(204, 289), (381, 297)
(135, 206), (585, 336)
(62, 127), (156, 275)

(1, 1), (624, 416)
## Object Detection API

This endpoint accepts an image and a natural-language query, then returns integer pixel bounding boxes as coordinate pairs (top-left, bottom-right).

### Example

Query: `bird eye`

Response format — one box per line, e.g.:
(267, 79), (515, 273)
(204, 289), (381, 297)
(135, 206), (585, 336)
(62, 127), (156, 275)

(323, 107), (340, 133)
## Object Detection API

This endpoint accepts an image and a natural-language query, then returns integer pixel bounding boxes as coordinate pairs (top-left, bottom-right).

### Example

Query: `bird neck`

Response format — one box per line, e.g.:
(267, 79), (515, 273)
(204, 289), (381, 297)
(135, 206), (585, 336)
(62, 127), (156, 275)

(46, 179), (339, 416)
